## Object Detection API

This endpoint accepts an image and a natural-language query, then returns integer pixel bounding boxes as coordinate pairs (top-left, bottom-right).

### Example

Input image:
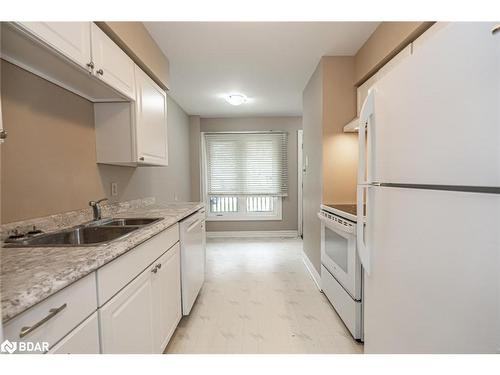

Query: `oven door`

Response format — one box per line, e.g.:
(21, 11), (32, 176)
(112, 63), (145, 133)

(319, 213), (361, 300)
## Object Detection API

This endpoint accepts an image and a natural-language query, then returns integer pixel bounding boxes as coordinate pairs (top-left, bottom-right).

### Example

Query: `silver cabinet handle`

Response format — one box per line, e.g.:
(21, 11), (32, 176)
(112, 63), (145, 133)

(96, 69), (104, 75)
(19, 303), (67, 338)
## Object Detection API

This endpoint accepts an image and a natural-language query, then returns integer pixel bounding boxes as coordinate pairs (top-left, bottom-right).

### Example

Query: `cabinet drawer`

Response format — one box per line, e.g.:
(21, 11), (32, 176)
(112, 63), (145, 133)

(48, 312), (100, 354)
(96, 223), (179, 306)
(3, 273), (97, 351)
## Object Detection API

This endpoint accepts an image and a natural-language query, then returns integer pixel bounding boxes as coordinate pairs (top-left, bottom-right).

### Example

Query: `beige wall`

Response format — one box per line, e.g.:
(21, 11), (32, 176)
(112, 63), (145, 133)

(302, 63), (323, 272)
(322, 57), (358, 204)
(96, 22), (170, 90)
(1, 60), (192, 224)
(198, 116), (302, 232)
(354, 22), (434, 85)
(99, 96), (192, 204)
(1, 60), (105, 223)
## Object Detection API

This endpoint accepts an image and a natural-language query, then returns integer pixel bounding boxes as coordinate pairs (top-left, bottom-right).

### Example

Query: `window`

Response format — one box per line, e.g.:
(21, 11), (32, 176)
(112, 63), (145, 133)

(202, 132), (288, 221)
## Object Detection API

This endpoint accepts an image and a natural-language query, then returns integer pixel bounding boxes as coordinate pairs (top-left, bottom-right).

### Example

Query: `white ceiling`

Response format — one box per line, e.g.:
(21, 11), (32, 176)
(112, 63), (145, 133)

(144, 22), (379, 117)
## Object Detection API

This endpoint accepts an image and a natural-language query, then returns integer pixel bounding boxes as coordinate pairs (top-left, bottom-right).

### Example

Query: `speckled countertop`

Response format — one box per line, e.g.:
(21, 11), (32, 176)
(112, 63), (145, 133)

(1, 199), (204, 323)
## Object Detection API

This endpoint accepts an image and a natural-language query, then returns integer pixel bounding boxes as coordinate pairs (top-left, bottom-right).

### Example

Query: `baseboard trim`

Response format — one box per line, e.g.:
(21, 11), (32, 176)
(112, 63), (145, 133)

(302, 251), (322, 291)
(206, 230), (298, 239)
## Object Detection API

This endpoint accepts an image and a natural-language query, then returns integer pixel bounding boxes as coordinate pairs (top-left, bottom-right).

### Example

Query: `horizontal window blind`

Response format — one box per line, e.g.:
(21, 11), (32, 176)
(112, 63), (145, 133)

(205, 132), (288, 196)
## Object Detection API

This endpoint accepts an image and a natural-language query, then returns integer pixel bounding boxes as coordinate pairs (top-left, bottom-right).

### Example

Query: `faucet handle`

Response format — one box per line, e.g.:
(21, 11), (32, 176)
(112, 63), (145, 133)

(89, 198), (108, 207)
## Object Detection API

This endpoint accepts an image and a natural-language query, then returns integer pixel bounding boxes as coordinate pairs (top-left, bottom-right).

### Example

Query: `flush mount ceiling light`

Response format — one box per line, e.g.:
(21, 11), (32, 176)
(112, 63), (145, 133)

(225, 94), (248, 106)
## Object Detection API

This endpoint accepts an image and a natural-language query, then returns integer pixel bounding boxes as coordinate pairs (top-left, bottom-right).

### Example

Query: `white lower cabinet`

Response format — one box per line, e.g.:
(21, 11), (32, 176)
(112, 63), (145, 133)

(49, 313), (100, 354)
(153, 244), (182, 352)
(99, 263), (156, 354)
(99, 242), (181, 354)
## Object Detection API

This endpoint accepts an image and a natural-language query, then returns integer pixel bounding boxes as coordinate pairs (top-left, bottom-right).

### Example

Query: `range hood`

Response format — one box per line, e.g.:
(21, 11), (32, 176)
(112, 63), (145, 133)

(343, 117), (359, 133)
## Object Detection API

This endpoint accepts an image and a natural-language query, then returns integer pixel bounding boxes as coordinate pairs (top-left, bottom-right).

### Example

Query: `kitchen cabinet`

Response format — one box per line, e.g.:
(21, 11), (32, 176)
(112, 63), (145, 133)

(90, 23), (136, 100)
(0, 22), (128, 102)
(18, 22), (92, 71)
(94, 64), (168, 167)
(99, 262), (156, 354)
(135, 66), (169, 165)
(99, 241), (181, 354)
(3, 273), (98, 353)
(48, 313), (100, 354)
(152, 244), (182, 352)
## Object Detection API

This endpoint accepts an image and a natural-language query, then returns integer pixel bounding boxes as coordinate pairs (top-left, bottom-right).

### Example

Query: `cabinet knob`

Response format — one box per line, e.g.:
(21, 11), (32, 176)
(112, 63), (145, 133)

(0, 130), (7, 140)
(139, 156), (145, 161)
(156, 263), (162, 269)
(493, 25), (500, 35)
(151, 266), (158, 274)
(96, 69), (104, 76)
(86, 61), (94, 70)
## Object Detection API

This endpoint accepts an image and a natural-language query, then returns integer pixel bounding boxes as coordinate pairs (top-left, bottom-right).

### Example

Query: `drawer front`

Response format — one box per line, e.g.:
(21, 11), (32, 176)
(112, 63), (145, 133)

(3, 273), (97, 351)
(97, 223), (179, 306)
(48, 312), (100, 354)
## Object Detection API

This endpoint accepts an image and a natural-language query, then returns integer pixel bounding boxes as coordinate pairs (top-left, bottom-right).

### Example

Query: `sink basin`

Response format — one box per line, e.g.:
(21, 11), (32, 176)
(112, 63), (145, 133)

(99, 218), (162, 227)
(4, 226), (139, 248)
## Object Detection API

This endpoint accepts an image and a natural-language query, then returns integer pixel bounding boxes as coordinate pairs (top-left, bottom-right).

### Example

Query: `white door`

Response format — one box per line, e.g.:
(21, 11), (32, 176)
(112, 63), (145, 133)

(99, 264), (155, 354)
(152, 244), (182, 353)
(90, 23), (136, 100)
(48, 313), (100, 354)
(367, 22), (500, 187)
(135, 65), (168, 166)
(364, 187), (500, 353)
(18, 22), (92, 71)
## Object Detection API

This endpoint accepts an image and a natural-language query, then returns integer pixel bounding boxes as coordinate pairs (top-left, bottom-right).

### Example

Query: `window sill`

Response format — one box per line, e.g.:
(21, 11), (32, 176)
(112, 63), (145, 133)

(206, 215), (283, 222)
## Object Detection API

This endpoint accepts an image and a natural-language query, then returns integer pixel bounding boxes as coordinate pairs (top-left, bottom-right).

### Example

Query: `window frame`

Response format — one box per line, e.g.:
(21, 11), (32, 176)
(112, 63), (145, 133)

(206, 195), (282, 221)
(200, 132), (284, 222)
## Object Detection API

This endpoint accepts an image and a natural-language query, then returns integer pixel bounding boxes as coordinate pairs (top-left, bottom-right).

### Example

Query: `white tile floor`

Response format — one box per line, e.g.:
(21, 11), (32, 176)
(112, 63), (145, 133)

(165, 238), (363, 354)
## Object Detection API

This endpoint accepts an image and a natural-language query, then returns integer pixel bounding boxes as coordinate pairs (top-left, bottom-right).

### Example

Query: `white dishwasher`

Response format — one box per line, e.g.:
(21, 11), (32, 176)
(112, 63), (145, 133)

(179, 208), (206, 315)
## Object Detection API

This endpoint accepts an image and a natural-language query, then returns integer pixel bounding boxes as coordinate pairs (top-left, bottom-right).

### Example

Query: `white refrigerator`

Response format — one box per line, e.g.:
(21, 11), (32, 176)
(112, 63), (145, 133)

(357, 22), (500, 353)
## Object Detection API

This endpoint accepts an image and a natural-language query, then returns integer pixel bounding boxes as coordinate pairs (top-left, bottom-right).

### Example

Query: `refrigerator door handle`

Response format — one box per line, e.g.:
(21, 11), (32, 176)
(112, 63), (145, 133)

(357, 184), (372, 275)
(358, 88), (375, 185)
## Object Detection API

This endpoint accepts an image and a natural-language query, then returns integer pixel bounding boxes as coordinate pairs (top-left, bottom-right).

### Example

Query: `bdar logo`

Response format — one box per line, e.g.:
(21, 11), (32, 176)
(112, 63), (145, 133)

(1, 339), (17, 354)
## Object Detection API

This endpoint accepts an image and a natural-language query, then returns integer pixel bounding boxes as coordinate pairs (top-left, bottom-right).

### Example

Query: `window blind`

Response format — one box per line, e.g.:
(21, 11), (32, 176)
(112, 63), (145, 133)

(205, 132), (288, 196)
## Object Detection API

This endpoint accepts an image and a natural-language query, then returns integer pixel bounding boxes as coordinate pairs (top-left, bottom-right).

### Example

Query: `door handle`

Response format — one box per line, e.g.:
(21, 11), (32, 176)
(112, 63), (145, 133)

(357, 185), (373, 275)
(358, 89), (375, 185)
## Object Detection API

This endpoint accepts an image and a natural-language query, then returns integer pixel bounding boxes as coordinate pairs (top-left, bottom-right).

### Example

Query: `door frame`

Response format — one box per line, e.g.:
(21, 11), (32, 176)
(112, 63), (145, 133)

(297, 130), (303, 238)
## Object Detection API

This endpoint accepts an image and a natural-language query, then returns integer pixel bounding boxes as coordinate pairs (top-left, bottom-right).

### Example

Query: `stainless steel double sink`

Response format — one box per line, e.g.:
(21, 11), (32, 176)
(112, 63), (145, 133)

(4, 217), (162, 248)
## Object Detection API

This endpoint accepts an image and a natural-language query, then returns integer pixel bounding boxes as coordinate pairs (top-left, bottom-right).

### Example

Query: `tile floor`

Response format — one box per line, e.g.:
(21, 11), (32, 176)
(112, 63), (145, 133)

(165, 237), (363, 354)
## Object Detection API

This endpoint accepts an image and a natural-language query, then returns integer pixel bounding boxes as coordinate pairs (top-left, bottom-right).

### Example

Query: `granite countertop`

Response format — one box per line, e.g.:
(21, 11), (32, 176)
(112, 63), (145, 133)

(1, 200), (204, 323)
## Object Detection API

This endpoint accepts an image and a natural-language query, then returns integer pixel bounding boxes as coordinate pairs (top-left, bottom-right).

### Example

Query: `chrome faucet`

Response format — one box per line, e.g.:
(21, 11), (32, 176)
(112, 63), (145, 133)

(89, 198), (108, 221)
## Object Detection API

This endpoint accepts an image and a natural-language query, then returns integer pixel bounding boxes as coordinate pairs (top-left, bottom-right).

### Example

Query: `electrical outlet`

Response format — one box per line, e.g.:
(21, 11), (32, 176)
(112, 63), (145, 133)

(111, 182), (118, 197)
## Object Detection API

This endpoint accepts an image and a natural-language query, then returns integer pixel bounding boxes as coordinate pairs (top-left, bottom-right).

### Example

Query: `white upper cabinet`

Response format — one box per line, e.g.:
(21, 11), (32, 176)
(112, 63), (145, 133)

(135, 66), (169, 166)
(1, 22), (129, 102)
(90, 23), (136, 100)
(18, 22), (92, 71)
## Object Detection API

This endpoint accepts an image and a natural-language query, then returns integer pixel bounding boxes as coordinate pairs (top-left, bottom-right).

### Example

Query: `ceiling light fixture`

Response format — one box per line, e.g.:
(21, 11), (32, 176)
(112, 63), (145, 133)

(225, 94), (248, 106)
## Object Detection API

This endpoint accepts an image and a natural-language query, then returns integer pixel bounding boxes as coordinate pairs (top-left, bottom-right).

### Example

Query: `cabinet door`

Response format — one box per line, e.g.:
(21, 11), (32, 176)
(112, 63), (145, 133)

(90, 23), (136, 100)
(48, 313), (100, 354)
(99, 264), (156, 354)
(152, 244), (182, 353)
(18, 22), (92, 70)
(135, 66), (169, 166)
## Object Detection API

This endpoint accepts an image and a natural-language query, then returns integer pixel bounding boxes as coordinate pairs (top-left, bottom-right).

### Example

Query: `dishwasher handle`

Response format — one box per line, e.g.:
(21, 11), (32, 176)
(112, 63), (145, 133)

(187, 218), (204, 233)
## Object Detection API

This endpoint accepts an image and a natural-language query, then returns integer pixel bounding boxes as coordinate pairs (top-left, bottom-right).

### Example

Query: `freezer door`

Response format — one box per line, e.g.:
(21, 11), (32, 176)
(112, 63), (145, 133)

(364, 186), (500, 353)
(369, 22), (500, 187)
